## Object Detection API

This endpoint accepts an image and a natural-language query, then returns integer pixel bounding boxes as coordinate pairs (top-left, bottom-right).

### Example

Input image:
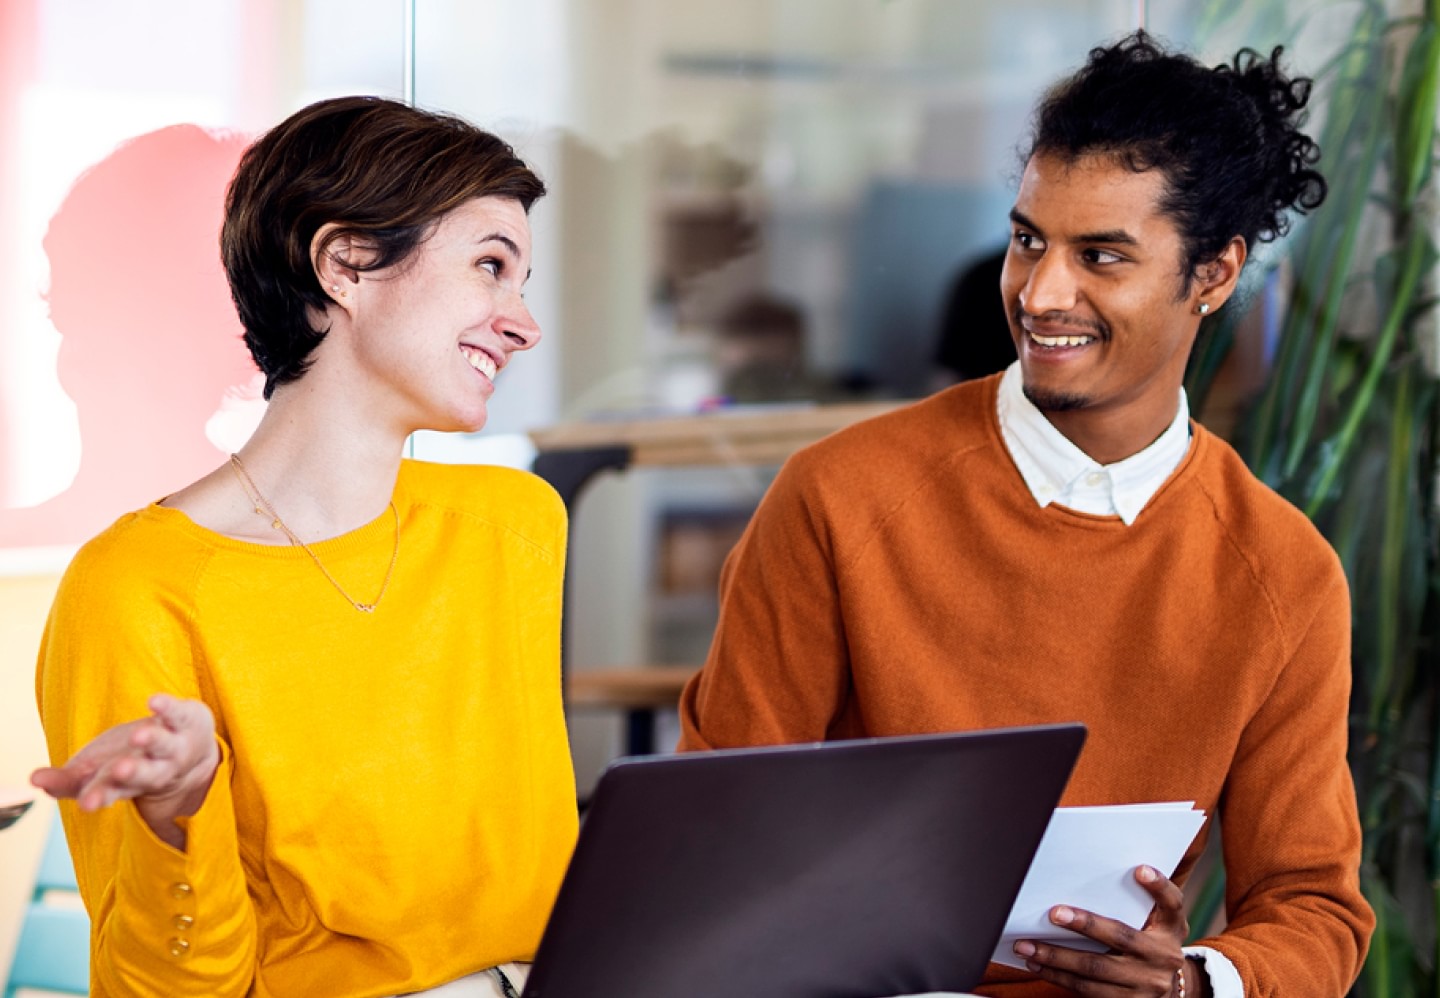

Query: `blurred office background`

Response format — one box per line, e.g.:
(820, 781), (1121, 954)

(0, 0), (1366, 980)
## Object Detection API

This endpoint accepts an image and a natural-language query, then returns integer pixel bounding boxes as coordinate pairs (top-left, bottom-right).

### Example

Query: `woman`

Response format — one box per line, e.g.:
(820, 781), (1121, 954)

(30, 96), (576, 998)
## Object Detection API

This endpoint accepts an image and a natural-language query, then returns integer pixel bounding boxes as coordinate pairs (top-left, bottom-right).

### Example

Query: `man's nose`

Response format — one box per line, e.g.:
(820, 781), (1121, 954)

(1019, 251), (1079, 317)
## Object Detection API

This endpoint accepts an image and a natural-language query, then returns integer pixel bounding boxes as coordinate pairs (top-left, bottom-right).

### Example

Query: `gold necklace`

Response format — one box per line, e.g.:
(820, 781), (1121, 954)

(227, 453), (400, 613)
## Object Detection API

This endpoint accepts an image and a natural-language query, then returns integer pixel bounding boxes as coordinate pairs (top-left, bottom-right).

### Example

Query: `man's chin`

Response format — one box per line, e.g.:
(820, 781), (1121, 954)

(1022, 382), (1091, 413)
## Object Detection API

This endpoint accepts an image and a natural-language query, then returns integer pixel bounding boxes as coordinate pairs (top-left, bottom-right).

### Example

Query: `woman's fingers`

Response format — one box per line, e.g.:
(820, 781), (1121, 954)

(34, 698), (216, 810)
(75, 747), (164, 811)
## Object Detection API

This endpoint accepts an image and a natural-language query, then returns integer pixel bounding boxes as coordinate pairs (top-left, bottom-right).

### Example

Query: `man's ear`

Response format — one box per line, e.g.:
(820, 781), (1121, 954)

(1193, 235), (1247, 314)
(311, 224), (373, 307)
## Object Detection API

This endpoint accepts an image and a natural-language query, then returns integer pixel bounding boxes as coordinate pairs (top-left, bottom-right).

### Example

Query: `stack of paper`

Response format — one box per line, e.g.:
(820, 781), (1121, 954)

(992, 802), (1207, 969)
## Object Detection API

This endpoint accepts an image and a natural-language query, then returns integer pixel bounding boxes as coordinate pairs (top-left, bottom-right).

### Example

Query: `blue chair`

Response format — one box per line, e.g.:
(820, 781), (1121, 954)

(4, 808), (89, 997)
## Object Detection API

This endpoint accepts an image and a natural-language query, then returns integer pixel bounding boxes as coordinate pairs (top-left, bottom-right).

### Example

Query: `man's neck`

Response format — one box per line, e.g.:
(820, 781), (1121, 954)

(1041, 401), (1181, 466)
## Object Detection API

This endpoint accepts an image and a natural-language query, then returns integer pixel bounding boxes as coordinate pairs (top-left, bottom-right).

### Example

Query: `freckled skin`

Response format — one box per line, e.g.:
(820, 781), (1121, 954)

(330, 196), (542, 437)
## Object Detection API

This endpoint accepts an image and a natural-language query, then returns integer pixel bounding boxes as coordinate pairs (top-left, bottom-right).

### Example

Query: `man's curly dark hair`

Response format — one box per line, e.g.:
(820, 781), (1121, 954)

(1026, 30), (1327, 286)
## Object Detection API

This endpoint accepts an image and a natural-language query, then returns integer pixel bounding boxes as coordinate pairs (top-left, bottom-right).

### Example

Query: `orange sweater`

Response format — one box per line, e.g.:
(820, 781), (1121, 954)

(679, 375), (1373, 997)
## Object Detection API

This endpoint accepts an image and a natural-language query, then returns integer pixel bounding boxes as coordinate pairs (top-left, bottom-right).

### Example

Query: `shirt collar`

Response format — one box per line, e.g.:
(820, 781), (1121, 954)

(996, 363), (1191, 525)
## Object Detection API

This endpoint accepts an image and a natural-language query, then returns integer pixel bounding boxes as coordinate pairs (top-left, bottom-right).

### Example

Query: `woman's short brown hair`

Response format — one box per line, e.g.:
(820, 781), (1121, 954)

(221, 96), (546, 398)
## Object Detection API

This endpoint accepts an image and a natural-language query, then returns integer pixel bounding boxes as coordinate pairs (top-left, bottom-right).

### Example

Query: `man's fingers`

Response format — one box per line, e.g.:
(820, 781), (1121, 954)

(1135, 865), (1188, 931)
(1018, 936), (1179, 995)
(1016, 939), (1134, 995)
(1049, 905), (1144, 953)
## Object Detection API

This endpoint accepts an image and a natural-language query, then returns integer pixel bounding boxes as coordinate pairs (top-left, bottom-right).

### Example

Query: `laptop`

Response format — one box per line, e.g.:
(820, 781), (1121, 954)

(520, 723), (1086, 998)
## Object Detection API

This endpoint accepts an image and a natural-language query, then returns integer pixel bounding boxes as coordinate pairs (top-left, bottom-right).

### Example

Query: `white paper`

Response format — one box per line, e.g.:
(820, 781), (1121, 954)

(992, 802), (1207, 969)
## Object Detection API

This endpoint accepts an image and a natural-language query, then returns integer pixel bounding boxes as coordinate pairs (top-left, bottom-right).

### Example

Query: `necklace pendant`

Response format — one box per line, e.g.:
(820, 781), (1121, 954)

(356, 603), (376, 613)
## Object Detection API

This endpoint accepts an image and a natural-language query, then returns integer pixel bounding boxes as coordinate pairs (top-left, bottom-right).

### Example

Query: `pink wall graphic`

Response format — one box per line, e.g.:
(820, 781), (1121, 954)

(0, 124), (259, 549)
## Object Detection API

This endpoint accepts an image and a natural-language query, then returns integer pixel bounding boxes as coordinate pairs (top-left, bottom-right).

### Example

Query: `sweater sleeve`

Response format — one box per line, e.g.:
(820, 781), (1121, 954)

(1196, 569), (1374, 994)
(36, 537), (258, 997)
(678, 453), (852, 749)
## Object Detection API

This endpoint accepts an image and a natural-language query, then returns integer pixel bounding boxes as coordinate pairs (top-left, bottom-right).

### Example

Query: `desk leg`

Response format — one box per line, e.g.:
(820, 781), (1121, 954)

(532, 446), (632, 510)
(625, 709), (656, 757)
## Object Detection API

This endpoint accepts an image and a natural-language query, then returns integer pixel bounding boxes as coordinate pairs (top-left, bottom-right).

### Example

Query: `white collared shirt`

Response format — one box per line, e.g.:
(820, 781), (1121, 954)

(996, 362), (1190, 524)
(994, 362), (1244, 996)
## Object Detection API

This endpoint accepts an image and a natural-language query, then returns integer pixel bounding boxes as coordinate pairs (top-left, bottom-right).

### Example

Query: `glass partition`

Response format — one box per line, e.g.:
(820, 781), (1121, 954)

(0, 0), (404, 558)
(412, 0), (1147, 775)
(416, 0), (1141, 429)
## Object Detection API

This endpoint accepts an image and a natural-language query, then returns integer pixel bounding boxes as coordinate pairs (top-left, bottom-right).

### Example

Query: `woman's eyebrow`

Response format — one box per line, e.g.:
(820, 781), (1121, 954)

(477, 232), (521, 257)
(476, 232), (532, 280)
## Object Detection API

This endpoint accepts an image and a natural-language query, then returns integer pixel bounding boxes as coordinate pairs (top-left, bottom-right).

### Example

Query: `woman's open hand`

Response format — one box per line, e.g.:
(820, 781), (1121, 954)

(31, 693), (219, 849)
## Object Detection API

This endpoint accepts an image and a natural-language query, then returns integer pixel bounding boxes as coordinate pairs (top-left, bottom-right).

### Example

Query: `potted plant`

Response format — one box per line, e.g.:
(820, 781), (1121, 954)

(1184, 1), (1440, 992)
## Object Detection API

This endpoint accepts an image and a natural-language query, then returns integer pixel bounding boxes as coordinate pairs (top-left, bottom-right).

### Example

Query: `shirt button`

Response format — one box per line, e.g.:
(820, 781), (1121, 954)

(1084, 472), (1105, 487)
(173, 914), (195, 930)
(169, 882), (193, 900)
(168, 937), (191, 958)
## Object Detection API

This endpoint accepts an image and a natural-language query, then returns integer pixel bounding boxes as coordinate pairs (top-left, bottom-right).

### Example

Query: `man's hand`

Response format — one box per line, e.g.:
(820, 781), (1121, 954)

(1012, 864), (1199, 996)
(31, 694), (219, 850)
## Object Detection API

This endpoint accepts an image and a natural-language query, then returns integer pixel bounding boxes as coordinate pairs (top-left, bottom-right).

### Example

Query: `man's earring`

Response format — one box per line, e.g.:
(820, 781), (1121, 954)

(1196, 301), (1211, 315)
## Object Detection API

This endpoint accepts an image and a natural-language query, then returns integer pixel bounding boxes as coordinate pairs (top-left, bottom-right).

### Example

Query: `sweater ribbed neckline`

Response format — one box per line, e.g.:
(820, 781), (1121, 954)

(139, 461), (411, 559)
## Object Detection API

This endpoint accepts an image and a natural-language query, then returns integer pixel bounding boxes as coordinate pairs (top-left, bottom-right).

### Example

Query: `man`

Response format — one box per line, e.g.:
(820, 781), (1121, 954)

(679, 32), (1374, 998)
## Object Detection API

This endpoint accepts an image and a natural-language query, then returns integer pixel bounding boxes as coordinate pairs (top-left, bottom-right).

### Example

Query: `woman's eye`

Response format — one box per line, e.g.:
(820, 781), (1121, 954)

(478, 258), (501, 276)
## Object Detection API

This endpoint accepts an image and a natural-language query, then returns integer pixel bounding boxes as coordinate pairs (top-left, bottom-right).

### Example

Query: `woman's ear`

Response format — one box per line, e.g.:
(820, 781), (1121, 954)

(311, 224), (370, 308)
(1193, 235), (1247, 315)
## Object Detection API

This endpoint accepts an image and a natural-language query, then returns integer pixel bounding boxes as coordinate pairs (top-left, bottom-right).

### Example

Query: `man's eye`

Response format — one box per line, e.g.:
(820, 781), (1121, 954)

(1014, 231), (1042, 251)
(1083, 248), (1123, 265)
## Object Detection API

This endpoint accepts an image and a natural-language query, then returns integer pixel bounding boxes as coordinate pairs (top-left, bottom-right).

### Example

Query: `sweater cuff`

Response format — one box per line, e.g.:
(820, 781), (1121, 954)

(1184, 944), (1244, 998)
(107, 744), (253, 981)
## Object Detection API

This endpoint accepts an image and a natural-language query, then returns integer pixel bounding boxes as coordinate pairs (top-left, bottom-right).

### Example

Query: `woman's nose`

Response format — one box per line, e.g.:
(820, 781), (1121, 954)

(498, 294), (541, 351)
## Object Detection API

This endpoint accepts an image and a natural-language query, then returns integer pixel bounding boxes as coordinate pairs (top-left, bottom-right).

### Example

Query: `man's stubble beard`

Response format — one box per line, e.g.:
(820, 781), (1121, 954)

(1022, 384), (1091, 412)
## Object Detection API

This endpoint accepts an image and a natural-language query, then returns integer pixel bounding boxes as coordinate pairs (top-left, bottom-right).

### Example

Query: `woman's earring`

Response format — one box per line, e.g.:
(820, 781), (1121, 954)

(1197, 301), (1211, 315)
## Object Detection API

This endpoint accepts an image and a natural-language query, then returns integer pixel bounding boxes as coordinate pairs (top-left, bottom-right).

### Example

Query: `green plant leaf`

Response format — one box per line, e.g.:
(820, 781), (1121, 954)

(1361, 864), (1417, 997)
(1303, 225), (1436, 516)
(1396, 21), (1440, 204)
(1284, 78), (1391, 480)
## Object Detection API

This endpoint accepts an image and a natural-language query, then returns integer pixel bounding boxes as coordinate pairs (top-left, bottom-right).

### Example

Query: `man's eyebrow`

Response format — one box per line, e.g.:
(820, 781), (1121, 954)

(1009, 208), (1040, 232)
(1008, 208), (1139, 247)
(1077, 227), (1139, 246)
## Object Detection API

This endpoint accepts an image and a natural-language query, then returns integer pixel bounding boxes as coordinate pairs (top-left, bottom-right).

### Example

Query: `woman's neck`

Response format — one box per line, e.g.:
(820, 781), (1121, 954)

(161, 383), (409, 544)
(231, 388), (408, 539)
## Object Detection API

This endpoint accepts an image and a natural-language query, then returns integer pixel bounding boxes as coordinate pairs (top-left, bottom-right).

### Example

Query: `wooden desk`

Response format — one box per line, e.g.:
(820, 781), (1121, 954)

(530, 400), (909, 754)
(566, 665), (702, 709)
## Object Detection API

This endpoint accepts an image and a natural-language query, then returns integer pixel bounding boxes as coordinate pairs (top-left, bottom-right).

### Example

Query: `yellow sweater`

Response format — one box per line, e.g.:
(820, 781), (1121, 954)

(36, 460), (578, 997)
